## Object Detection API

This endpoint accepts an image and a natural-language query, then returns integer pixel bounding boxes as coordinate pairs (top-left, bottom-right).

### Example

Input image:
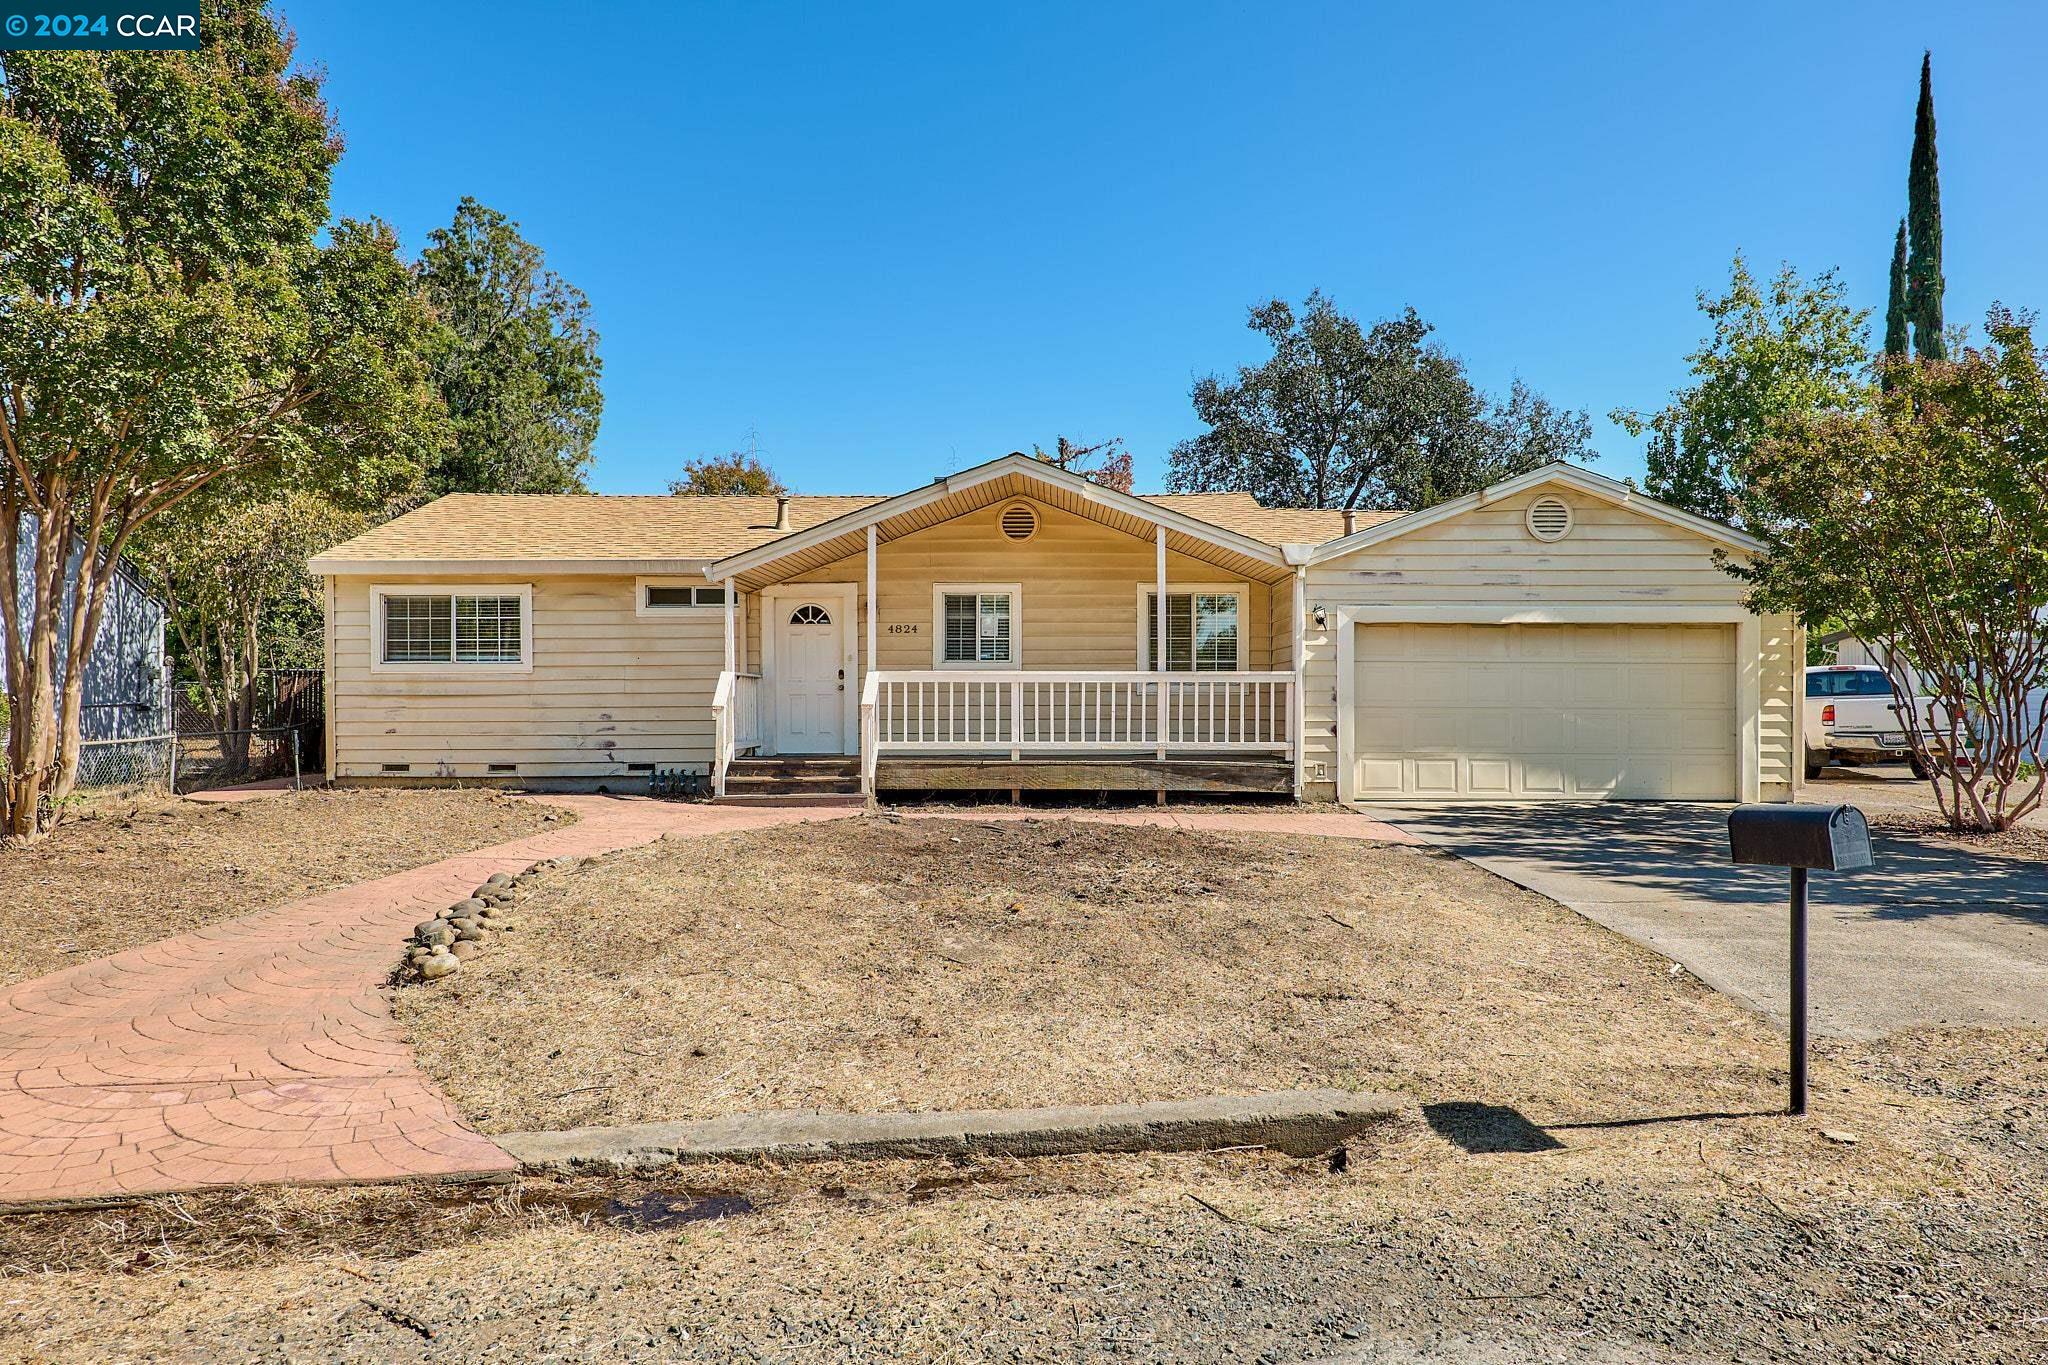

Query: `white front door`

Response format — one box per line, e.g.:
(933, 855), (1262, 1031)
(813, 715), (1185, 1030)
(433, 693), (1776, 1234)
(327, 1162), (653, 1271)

(774, 601), (845, 753)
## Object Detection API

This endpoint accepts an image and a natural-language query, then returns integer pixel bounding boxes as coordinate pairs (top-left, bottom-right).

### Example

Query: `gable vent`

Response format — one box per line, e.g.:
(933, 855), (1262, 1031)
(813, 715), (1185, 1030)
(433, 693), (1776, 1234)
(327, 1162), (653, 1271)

(999, 502), (1038, 542)
(1525, 496), (1574, 542)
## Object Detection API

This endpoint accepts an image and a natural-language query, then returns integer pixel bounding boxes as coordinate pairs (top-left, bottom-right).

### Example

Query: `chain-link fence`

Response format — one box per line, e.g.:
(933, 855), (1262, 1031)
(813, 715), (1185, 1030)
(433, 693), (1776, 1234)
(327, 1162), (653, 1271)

(172, 727), (304, 793)
(73, 733), (178, 793)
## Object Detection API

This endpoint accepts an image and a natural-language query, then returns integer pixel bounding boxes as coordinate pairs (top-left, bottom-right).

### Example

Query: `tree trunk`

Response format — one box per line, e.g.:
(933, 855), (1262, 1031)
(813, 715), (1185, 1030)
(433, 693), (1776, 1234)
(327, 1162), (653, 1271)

(2, 504), (67, 840)
(48, 503), (122, 809)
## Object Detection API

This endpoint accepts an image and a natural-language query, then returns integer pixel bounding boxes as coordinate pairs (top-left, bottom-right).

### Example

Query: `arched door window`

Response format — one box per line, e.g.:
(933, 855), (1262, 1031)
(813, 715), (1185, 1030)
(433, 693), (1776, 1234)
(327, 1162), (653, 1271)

(788, 604), (832, 626)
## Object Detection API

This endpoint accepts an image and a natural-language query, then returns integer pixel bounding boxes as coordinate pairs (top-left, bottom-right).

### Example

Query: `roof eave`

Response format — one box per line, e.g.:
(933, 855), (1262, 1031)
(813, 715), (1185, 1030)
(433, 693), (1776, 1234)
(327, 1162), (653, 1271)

(1306, 464), (1763, 563)
(702, 453), (1288, 581)
(310, 556), (715, 577)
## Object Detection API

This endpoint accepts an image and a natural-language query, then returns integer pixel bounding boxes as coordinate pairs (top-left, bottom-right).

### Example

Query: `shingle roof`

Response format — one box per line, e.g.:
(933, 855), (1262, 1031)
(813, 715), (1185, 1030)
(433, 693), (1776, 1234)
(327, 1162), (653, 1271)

(310, 488), (1408, 569)
(312, 494), (891, 566)
(1144, 493), (1405, 546)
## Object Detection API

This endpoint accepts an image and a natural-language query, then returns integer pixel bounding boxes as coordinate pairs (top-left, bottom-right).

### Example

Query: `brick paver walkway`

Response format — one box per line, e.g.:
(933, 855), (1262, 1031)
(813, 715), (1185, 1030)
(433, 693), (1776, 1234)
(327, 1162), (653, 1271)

(0, 796), (855, 1208)
(0, 795), (1409, 1208)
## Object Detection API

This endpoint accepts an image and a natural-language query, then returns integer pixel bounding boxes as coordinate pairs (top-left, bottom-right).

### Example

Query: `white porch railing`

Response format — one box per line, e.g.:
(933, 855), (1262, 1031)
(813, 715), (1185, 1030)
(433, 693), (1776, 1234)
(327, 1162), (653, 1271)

(859, 669), (1294, 797)
(710, 670), (761, 797)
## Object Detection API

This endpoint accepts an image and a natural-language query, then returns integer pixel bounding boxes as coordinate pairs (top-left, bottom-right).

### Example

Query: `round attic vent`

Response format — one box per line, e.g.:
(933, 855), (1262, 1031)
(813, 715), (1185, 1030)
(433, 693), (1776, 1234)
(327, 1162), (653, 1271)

(999, 502), (1039, 542)
(1525, 495), (1574, 542)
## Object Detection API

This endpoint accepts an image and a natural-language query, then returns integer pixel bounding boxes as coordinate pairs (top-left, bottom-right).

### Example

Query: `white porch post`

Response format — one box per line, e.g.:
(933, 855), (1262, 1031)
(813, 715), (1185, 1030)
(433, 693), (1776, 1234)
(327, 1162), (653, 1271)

(1155, 524), (1168, 761)
(1291, 568), (1306, 802)
(865, 525), (877, 685)
(723, 577), (736, 674)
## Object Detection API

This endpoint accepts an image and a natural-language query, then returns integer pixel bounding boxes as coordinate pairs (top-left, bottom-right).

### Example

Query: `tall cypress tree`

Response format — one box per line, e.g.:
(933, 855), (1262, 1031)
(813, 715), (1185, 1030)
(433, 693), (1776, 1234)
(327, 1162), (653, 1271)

(1883, 218), (1911, 370)
(1906, 51), (1946, 360)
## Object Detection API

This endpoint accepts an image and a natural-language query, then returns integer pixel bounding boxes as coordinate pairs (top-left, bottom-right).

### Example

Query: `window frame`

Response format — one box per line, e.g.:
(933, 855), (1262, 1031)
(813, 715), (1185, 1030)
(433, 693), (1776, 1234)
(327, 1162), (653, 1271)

(931, 583), (1022, 668)
(635, 576), (729, 618)
(370, 584), (533, 675)
(1135, 582), (1248, 673)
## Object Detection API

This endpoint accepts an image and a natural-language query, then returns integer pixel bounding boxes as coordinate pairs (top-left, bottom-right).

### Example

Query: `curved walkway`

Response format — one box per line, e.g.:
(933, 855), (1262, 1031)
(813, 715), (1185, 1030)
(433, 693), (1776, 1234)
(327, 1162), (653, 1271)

(0, 797), (1406, 1208)
(0, 796), (855, 1208)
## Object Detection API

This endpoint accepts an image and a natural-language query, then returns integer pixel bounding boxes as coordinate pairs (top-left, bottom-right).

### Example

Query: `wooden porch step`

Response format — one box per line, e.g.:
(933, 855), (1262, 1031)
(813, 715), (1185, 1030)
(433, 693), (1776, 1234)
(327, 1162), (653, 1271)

(723, 773), (862, 796)
(713, 793), (866, 808)
(723, 755), (863, 800)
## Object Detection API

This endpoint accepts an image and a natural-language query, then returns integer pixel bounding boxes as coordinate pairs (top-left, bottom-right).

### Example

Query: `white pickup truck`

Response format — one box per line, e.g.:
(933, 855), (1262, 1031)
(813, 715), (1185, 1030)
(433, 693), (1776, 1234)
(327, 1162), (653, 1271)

(1803, 664), (1960, 780)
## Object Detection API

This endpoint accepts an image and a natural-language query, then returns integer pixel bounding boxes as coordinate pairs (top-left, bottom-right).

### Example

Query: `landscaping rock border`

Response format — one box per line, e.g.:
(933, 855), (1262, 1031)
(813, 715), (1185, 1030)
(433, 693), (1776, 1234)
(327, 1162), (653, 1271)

(499, 1088), (1407, 1174)
(401, 858), (583, 981)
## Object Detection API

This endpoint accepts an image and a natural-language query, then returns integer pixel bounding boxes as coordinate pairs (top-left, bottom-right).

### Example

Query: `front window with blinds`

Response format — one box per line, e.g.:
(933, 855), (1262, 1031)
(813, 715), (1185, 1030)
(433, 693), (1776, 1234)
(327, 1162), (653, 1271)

(380, 593), (525, 665)
(942, 591), (1012, 664)
(1147, 592), (1240, 672)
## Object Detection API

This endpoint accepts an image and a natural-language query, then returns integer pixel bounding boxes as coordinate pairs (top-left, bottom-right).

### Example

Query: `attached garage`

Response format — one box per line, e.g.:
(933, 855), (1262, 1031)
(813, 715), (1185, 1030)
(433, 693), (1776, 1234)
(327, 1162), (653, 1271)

(1300, 466), (1803, 806)
(1348, 622), (1738, 800)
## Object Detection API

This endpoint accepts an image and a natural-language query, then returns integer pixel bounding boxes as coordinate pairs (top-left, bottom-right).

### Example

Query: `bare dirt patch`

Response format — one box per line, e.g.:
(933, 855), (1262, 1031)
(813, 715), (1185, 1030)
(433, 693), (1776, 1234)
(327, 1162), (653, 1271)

(400, 815), (1791, 1135)
(1867, 809), (2048, 865)
(0, 790), (570, 988)
(0, 1027), (2042, 1363)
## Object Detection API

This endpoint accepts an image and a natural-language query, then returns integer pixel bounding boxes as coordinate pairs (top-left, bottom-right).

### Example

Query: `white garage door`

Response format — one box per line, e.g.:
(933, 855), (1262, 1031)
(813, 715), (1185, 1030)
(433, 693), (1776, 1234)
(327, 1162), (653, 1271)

(1351, 623), (1737, 800)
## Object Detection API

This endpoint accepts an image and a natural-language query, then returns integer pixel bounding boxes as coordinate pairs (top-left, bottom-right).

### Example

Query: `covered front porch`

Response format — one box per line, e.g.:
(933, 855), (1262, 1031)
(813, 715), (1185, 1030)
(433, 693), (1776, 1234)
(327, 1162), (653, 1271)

(700, 455), (1308, 801)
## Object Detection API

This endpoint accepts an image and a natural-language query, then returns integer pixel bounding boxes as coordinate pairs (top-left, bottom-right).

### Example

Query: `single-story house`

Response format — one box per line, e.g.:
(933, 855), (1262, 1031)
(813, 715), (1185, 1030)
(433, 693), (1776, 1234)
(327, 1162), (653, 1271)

(307, 454), (1802, 804)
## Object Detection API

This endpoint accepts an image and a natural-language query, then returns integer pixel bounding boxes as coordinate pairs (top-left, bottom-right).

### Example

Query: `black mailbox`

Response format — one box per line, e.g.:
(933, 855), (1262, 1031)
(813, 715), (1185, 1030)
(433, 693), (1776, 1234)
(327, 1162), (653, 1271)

(1725, 800), (1872, 1117)
(1727, 803), (1872, 871)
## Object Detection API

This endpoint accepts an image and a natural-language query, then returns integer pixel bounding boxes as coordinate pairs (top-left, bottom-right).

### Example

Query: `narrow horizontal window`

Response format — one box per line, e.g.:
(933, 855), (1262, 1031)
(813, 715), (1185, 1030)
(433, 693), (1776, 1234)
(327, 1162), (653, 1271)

(642, 584), (727, 609)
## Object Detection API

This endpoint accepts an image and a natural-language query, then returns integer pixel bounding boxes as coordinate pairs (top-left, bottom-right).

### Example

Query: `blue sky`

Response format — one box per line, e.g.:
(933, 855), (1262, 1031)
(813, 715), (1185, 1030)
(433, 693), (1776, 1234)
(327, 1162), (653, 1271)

(289, 0), (2047, 498)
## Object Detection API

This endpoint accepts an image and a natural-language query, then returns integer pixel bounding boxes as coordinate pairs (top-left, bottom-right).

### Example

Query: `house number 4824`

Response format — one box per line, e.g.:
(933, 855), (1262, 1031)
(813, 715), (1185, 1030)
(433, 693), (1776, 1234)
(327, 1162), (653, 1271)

(886, 623), (919, 635)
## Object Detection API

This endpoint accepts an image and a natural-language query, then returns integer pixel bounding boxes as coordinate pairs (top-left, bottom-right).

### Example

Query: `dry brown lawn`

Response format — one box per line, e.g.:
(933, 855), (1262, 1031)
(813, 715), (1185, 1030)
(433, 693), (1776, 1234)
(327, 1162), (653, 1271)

(0, 789), (569, 987)
(5, 812), (2045, 1360)
(402, 814), (1788, 1135)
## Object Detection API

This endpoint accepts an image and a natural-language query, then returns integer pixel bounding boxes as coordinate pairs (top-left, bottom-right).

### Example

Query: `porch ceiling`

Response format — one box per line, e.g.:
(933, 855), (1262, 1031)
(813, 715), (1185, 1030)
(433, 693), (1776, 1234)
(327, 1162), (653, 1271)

(713, 464), (1295, 593)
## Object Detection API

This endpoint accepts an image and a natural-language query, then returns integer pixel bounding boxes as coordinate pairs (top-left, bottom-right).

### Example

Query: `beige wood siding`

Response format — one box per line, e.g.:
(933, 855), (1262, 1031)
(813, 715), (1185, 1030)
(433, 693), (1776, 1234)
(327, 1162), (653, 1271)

(328, 574), (724, 779)
(1300, 486), (1797, 802)
(773, 499), (1274, 673)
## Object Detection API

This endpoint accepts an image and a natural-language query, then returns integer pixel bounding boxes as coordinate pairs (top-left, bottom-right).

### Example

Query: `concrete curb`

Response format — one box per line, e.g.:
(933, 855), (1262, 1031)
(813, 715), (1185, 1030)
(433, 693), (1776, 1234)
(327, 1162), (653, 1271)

(499, 1088), (1407, 1175)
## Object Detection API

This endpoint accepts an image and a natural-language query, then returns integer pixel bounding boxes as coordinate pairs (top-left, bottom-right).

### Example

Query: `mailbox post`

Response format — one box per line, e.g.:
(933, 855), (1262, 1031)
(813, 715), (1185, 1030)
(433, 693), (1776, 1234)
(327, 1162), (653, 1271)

(1726, 804), (1872, 1116)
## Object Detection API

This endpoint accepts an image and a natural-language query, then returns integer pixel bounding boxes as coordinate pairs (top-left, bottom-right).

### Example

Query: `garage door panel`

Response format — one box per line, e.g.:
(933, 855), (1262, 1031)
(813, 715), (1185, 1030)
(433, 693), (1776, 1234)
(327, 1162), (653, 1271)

(1351, 623), (1738, 801)
(1468, 759), (1513, 794)
(1357, 759), (1407, 794)
(1412, 758), (1461, 793)
(1467, 666), (1516, 705)
(1519, 756), (1568, 795)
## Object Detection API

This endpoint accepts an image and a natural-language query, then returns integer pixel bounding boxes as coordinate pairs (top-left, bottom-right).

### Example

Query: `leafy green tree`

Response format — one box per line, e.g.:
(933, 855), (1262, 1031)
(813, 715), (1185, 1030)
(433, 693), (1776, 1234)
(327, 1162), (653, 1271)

(1167, 293), (1593, 510)
(1907, 52), (1946, 361)
(1732, 307), (2048, 832)
(1883, 219), (1911, 364)
(1612, 256), (1871, 528)
(0, 12), (443, 837)
(670, 452), (787, 496)
(1032, 436), (1133, 493)
(1384, 379), (1596, 509)
(132, 490), (362, 776)
(415, 197), (603, 495)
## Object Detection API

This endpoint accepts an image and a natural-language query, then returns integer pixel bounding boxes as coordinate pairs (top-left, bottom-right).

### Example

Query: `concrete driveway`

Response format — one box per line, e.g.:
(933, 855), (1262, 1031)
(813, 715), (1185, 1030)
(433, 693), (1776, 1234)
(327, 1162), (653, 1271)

(1368, 800), (2048, 1039)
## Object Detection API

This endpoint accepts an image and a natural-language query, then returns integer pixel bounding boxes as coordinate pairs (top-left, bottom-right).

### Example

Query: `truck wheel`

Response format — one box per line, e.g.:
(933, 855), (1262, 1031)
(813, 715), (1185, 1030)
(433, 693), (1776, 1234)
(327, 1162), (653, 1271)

(1909, 756), (1930, 780)
(1804, 756), (1825, 781)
